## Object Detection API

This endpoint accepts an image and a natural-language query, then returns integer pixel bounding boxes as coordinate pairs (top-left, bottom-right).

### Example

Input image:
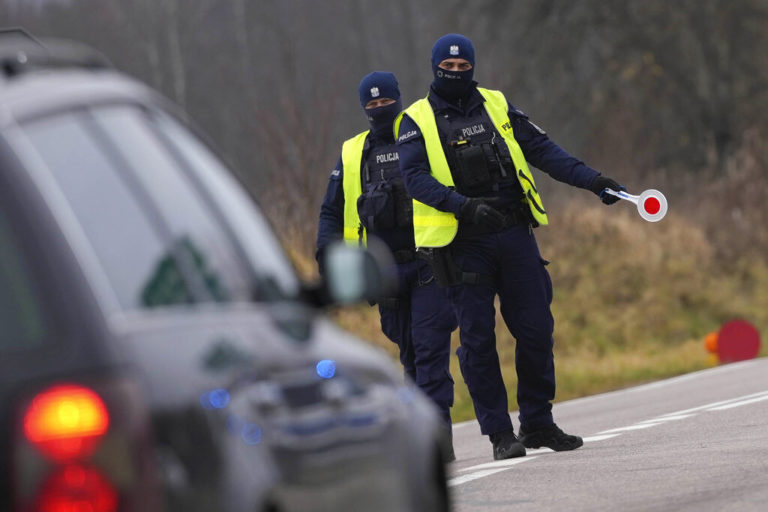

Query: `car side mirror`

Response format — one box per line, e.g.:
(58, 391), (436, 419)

(322, 238), (398, 306)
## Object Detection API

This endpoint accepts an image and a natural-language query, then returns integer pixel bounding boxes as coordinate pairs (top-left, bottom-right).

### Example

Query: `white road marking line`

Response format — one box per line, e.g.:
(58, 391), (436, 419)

(707, 394), (768, 411)
(449, 468), (509, 487)
(657, 390), (768, 417)
(596, 391), (768, 435)
(450, 435), (611, 486)
(450, 431), (627, 486)
(598, 412), (697, 434)
(598, 423), (663, 434)
(583, 434), (621, 442)
(458, 456), (538, 473)
(640, 414), (695, 422)
(454, 419), (677, 485)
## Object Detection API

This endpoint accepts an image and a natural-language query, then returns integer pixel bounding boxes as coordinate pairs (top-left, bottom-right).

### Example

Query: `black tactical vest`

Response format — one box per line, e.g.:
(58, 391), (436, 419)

(356, 142), (413, 232)
(435, 107), (520, 197)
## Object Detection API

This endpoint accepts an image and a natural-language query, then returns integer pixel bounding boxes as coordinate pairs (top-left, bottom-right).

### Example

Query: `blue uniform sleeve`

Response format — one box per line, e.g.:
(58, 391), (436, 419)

(509, 103), (600, 190)
(316, 156), (345, 263)
(396, 114), (466, 215)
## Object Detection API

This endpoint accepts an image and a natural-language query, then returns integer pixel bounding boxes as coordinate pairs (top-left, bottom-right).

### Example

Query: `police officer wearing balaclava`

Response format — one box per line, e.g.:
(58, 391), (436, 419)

(317, 71), (458, 458)
(396, 34), (625, 460)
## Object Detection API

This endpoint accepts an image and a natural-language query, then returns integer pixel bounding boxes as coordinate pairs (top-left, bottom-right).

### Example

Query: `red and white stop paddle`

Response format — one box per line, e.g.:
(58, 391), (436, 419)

(602, 188), (668, 222)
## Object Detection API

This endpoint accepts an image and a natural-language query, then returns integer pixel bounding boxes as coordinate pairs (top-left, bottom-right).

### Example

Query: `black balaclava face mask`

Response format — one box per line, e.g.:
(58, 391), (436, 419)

(430, 33), (476, 102)
(431, 65), (474, 102)
(358, 71), (402, 140)
(365, 99), (403, 138)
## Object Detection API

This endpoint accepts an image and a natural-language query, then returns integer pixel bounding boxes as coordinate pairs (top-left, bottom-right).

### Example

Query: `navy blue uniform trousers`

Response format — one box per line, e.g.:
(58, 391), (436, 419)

(448, 224), (556, 435)
(380, 258), (457, 427)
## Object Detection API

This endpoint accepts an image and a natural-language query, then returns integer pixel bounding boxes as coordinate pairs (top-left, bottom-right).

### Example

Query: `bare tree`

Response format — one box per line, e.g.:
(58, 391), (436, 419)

(4, 0), (767, 254)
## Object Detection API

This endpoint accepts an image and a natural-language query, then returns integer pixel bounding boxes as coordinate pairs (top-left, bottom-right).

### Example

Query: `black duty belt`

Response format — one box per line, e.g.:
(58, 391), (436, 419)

(459, 208), (531, 237)
(500, 207), (531, 228)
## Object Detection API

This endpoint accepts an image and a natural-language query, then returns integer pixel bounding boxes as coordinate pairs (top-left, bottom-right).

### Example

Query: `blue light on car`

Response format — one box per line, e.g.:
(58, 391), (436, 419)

(210, 388), (231, 408)
(241, 423), (263, 445)
(200, 388), (231, 409)
(316, 359), (336, 379)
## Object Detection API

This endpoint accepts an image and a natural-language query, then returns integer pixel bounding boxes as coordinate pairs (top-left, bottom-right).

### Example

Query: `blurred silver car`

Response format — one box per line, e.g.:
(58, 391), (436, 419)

(0, 29), (450, 512)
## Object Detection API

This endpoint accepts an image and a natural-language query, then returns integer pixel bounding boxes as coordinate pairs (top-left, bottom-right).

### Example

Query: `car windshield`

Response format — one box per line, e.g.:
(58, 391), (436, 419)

(148, 110), (300, 299)
(17, 104), (299, 312)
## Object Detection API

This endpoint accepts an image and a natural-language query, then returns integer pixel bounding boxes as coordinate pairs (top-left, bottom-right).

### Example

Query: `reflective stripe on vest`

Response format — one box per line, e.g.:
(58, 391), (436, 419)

(401, 88), (549, 248)
(341, 131), (368, 246)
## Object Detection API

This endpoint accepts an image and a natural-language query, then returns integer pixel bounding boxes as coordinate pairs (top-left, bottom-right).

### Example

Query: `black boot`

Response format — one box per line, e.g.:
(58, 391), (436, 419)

(489, 427), (526, 460)
(519, 423), (583, 451)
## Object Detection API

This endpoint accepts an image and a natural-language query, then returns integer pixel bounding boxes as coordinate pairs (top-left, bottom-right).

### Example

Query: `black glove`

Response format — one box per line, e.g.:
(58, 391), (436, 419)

(590, 176), (625, 205)
(459, 197), (506, 230)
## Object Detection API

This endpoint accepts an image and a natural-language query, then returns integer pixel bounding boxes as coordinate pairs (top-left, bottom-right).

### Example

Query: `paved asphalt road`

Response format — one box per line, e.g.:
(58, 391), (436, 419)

(448, 358), (768, 511)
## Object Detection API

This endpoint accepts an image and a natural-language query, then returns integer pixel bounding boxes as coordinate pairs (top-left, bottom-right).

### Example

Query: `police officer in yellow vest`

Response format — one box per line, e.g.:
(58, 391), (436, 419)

(396, 34), (625, 460)
(317, 71), (458, 458)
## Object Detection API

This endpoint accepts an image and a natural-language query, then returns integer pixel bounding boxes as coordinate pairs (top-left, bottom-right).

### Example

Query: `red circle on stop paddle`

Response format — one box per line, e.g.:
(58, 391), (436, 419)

(643, 197), (661, 215)
(717, 319), (761, 363)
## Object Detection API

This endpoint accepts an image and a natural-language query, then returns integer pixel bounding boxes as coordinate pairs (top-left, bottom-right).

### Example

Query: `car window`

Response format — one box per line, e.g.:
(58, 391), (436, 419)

(20, 112), (195, 310)
(150, 110), (300, 298)
(88, 105), (254, 302)
(0, 212), (48, 352)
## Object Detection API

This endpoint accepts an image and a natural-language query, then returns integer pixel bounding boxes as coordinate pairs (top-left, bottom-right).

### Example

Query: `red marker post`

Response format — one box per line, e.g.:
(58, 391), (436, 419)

(602, 188), (668, 222)
(717, 319), (761, 363)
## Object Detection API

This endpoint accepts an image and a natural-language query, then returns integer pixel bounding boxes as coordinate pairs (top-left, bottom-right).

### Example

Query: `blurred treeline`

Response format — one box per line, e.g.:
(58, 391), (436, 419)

(3, 0), (767, 388)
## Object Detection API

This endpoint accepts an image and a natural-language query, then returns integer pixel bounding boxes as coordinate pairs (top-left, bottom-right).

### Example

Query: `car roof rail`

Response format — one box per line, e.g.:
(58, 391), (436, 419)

(0, 27), (46, 47)
(1, 27), (112, 79)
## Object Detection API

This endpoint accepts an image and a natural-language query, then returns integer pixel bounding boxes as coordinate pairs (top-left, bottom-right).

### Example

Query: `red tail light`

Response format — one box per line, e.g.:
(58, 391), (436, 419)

(14, 379), (162, 512)
(23, 384), (110, 462)
(35, 465), (118, 512)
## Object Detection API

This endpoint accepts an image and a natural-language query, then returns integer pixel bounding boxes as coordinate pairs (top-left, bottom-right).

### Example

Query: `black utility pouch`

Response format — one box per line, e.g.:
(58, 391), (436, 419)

(452, 143), (492, 194)
(416, 247), (462, 287)
(357, 180), (396, 230)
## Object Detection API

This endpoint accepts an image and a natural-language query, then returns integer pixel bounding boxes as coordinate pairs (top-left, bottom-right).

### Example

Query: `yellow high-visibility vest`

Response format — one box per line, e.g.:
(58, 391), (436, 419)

(340, 130), (369, 245)
(396, 88), (548, 248)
